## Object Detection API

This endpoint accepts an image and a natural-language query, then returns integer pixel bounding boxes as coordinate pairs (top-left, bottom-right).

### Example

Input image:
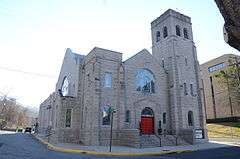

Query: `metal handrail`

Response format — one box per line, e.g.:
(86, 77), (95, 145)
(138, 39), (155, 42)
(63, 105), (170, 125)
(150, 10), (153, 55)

(155, 134), (162, 147)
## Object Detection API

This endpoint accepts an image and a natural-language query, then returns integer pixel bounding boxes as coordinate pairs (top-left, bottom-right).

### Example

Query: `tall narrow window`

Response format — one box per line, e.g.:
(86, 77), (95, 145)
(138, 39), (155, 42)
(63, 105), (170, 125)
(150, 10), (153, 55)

(102, 105), (110, 125)
(125, 110), (130, 122)
(185, 57), (188, 66)
(104, 72), (112, 88)
(156, 31), (160, 42)
(176, 25), (181, 36)
(163, 26), (168, 38)
(184, 83), (188, 95)
(163, 112), (166, 124)
(188, 111), (194, 126)
(190, 84), (194, 96)
(66, 109), (72, 127)
(61, 76), (69, 96)
(162, 58), (165, 68)
(183, 28), (189, 39)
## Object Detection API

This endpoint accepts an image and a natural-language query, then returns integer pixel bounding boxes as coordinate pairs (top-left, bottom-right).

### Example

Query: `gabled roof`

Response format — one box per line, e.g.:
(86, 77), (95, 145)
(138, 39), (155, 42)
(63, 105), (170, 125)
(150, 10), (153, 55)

(66, 48), (85, 61)
(123, 49), (166, 71)
(124, 49), (152, 63)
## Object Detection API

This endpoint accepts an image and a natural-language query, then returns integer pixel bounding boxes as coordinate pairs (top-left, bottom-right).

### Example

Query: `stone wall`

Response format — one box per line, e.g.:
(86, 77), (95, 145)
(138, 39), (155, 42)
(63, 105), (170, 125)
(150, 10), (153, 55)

(52, 96), (81, 143)
(124, 49), (169, 132)
(99, 129), (140, 147)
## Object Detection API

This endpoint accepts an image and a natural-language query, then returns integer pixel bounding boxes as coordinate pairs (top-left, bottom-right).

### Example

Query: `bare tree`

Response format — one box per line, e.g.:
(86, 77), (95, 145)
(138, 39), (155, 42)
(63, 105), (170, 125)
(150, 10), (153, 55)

(0, 93), (32, 129)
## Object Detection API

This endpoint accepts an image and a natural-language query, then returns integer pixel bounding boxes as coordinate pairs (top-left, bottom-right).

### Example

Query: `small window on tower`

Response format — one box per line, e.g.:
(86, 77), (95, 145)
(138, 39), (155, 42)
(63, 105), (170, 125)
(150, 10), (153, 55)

(156, 31), (160, 42)
(190, 84), (194, 96)
(176, 25), (181, 36)
(162, 58), (165, 68)
(163, 112), (166, 124)
(65, 109), (72, 127)
(184, 83), (188, 95)
(183, 28), (189, 39)
(125, 110), (130, 122)
(163, 26), (168, 38)
(188, 111), (194, 126)
(185, 57), (188, 66)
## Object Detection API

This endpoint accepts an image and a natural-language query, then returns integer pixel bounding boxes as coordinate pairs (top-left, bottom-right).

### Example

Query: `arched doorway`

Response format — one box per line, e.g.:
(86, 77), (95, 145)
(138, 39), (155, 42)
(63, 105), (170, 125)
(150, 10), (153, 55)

(140, 107), (154, 134)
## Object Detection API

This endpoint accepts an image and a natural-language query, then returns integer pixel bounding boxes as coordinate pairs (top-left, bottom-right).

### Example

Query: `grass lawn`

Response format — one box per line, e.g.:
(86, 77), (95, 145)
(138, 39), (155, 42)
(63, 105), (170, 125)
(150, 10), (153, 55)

(207, 122), (240, 138)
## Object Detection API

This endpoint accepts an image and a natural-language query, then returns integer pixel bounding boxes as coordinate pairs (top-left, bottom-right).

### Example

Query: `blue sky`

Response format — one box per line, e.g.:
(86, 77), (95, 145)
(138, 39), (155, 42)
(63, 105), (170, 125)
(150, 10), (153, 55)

(0, 0), (238, 108)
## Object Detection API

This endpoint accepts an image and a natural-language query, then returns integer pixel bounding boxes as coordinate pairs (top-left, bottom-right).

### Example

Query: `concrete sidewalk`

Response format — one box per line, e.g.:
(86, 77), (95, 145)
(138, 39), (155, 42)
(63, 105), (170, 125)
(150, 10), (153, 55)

(210, 137), (240, 146)
(34, 134), (239, 156)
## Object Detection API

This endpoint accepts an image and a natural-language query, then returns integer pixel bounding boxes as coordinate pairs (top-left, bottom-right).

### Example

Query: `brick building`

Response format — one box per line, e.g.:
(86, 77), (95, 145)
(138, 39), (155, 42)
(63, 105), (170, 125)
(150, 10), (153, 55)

(39, 9), (207, 147)
(200, 54), (240, 122)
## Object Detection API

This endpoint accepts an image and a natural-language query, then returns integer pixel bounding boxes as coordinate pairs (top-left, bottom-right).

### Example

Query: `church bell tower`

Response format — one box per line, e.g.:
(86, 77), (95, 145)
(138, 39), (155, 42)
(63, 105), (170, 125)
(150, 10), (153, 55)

(151, 9), (207, 141)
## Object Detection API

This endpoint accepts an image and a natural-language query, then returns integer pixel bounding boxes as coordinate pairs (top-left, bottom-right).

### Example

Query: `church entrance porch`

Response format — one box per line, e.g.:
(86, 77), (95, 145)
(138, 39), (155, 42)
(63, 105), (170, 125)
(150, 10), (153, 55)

(140, 107), (154, 134)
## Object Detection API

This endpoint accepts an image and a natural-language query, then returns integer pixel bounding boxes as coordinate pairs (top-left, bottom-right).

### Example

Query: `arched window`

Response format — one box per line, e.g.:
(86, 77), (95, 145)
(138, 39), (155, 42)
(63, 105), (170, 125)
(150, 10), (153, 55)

(156, 31), (160, 42)
(104, 72), (112, 88)
(136, 69), (155, 93)
(163, 26), (168, 38)
(185, 57), (188, 66)
(61, 76), (69, 96)
(163, 112), (166, 124)
(176, 25), (181, 36)
(125, 110), (130, 122)
(65, 109), (72, 127)
(102, 105), (111, 125)
(162, 58), (165, 68)
(141, 107), (154, 117)
(184, 82), (188, 95)
(188, 111), (194, 126)
(183, 28), (189, 39)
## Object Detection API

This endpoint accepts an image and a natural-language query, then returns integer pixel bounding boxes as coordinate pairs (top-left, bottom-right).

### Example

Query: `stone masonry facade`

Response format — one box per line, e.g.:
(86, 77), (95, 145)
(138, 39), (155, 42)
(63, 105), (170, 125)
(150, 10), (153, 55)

(39, 9), (208, 147)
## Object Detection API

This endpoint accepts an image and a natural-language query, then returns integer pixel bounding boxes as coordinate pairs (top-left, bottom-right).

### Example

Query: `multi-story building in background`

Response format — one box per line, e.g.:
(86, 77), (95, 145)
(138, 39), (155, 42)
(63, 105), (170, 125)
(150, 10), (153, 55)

(200, 54), (240, 122)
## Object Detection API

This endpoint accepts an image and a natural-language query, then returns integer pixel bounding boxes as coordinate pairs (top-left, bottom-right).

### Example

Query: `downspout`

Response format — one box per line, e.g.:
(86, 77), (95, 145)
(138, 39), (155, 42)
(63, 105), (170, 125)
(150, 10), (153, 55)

(123, 62), (128, 128)
(97, 57), (102, 145)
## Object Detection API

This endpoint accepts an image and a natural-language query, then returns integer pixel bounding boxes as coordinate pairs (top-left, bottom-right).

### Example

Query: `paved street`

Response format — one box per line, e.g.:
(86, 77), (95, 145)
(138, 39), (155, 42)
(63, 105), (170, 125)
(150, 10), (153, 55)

(0, 132), (240, 159)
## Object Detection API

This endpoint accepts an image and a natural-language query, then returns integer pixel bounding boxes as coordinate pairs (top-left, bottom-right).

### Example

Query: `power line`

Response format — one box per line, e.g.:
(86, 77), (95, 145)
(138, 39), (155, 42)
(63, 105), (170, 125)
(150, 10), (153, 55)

(0, 66), (56, 78)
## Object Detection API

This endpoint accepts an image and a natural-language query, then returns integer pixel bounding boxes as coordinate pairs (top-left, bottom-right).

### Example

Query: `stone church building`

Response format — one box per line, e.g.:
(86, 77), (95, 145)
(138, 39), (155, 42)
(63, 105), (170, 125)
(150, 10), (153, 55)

(39, 9), (207, 147)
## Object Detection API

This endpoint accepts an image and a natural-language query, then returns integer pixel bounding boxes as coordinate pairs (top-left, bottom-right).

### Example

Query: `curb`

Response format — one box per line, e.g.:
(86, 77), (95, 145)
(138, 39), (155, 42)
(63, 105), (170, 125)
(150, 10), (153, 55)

(33, 135), (193, 156)
(210, 140), (240, 147)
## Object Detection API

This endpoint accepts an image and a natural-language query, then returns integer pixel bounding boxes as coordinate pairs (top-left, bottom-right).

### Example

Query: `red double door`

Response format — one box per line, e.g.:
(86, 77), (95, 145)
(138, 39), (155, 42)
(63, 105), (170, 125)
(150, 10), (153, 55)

(140, 117), (154, 134)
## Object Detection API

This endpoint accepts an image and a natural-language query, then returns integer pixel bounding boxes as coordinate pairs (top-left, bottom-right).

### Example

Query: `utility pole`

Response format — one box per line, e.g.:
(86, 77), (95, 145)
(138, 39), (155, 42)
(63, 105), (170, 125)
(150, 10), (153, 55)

(109, 107), (116, 152)
(226, 74), (233, 117)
